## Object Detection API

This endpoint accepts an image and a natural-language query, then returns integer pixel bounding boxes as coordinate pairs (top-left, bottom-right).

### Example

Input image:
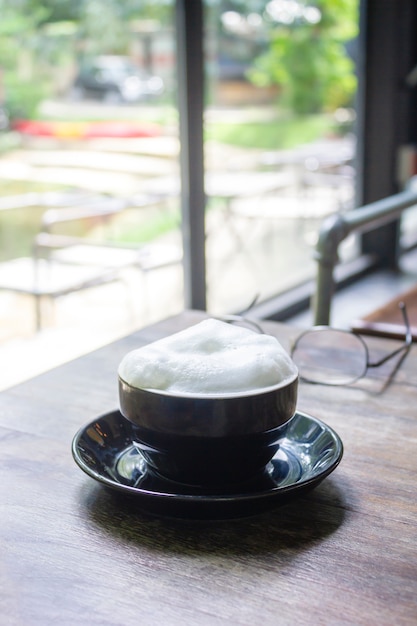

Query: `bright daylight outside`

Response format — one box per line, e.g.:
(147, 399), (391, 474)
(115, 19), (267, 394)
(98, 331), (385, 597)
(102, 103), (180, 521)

(0, 0), (358, 388)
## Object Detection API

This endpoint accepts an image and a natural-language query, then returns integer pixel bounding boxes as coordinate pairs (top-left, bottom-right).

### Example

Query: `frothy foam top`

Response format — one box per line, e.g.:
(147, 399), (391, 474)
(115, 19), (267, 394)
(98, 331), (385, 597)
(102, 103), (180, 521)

(118, 319), (297, 395)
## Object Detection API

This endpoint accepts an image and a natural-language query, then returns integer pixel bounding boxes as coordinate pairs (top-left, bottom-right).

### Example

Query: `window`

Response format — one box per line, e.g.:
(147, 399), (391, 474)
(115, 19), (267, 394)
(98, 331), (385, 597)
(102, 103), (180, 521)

(1, 0), (416, 356)
(179, 0), (359, 316)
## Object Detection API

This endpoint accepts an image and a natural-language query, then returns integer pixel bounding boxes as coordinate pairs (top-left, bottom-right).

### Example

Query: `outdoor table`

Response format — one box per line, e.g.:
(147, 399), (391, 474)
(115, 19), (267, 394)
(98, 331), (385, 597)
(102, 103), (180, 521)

(142, 171), (294, 209)
(1, 309), (416, 625)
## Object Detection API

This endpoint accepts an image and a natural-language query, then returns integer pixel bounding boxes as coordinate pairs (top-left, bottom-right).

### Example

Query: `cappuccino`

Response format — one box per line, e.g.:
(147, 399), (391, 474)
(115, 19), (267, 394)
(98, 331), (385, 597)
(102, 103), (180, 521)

(118, 318), (297, 396)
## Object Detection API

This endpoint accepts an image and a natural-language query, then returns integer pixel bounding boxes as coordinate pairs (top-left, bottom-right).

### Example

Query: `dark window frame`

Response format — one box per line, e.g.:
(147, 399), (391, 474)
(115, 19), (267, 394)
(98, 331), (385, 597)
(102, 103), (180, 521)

(356, 0), (417, 268)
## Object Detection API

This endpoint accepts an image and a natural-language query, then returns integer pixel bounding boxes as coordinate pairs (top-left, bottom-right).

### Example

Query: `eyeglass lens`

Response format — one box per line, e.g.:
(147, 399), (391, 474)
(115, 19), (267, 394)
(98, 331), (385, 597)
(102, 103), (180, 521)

(292, 329), (368, 385)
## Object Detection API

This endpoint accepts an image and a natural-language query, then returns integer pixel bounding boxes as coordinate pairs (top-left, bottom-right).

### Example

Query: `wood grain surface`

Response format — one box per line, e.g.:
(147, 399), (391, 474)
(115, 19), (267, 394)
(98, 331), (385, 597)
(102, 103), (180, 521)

(1, 310), (416, 626)
(351, 283), (417, 340)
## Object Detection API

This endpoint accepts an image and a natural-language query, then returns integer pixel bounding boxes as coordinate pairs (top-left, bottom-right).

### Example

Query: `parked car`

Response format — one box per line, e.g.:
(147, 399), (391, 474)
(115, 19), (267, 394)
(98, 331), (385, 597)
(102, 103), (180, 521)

(71, 56), (164, 103)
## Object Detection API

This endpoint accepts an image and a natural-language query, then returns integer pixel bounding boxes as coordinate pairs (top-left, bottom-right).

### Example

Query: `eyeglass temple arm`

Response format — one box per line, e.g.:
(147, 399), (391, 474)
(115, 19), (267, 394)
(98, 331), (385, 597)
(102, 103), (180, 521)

(367, 302), (412, 368)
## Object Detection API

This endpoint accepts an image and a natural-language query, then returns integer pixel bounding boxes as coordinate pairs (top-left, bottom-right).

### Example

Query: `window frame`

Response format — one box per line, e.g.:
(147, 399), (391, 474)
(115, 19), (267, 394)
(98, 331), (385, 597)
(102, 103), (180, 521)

(177, 0), (417, 318)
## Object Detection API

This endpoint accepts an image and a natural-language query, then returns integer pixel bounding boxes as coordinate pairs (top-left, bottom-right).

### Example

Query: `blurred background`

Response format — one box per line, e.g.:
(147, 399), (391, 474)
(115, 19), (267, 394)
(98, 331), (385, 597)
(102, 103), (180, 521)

(1, 0), (414, 389)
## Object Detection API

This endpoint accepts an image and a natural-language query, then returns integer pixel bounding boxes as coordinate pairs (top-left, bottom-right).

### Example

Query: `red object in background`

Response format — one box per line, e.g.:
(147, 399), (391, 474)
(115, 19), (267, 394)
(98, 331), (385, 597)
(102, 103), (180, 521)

(83, 121), (161, 138)
(12, 119), (161, 139)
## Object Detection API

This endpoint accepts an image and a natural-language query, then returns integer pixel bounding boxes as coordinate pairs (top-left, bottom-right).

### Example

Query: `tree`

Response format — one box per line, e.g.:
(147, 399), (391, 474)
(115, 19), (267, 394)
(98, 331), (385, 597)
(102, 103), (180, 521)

(248, 0), (358, 115)
(0, 0), (172, 120)
(0, 1), (53, 118)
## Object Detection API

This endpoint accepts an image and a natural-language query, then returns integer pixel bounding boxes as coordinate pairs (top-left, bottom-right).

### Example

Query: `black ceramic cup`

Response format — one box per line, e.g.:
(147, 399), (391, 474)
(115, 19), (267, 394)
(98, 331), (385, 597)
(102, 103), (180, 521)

(118, 372), (298, 487)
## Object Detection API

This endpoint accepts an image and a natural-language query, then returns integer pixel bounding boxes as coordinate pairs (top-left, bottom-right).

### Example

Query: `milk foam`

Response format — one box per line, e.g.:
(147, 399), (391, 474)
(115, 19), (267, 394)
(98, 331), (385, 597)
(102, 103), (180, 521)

(118, 318), (297, 395)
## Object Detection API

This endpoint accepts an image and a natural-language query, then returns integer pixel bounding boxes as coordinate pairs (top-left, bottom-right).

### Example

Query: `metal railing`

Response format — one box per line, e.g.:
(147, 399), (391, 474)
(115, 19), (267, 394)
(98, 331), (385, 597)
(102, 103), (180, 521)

(313, 177), (417, 325)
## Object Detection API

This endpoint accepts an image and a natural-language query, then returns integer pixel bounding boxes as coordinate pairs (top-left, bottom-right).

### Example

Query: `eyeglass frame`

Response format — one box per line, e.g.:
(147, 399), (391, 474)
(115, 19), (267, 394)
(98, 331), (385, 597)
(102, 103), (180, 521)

(290, 301), (412, 385)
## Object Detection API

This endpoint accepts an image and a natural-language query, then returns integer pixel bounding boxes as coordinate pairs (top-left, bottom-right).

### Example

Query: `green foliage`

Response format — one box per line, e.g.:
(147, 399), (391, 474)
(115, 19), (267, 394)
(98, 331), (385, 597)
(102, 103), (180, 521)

(85, 204), (180, 247)
(0, 2), (55, 118)
(0, 0), (173, 119)
(248, 0), (359, 115)
(206, 113), (337, 150)
(4, 76), (49, 120)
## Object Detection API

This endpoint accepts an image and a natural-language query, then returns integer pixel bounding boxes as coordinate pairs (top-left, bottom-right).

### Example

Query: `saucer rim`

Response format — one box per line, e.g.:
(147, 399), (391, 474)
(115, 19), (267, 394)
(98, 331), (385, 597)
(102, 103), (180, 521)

(71, 410), (343, 506)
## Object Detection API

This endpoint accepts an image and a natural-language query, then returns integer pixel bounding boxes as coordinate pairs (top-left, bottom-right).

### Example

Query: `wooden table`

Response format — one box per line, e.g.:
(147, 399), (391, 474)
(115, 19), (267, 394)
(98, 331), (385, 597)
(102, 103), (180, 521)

(1, 310), (416, 625)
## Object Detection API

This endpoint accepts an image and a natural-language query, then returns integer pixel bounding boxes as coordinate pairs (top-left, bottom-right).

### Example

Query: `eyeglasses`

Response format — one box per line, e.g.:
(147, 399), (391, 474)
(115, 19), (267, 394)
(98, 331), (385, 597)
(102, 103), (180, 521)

(290, 302), (412, 385)
(218, 313), (265, 334)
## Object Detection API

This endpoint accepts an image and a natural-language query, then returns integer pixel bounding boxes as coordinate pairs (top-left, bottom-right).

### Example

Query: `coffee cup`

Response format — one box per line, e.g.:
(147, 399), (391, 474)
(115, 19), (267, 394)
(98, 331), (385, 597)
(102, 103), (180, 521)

(118, 319), (298, 486)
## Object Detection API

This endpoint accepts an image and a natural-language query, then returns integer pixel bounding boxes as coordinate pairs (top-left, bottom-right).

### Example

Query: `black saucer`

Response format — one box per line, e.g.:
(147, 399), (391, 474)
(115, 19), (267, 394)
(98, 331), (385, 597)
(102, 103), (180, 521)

(71, 410), (343, 519)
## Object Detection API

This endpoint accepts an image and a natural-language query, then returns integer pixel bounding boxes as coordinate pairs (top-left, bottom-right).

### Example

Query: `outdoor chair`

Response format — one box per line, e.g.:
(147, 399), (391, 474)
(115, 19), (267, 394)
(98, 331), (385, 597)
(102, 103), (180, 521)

(0, 195), (182, 331)
(0, 255), (123, 332)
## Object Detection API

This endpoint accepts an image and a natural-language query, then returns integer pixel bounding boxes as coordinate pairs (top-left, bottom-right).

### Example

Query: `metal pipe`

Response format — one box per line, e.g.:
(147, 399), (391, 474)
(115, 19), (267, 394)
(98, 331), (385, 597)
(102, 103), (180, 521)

(313, 178), (417, 325)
